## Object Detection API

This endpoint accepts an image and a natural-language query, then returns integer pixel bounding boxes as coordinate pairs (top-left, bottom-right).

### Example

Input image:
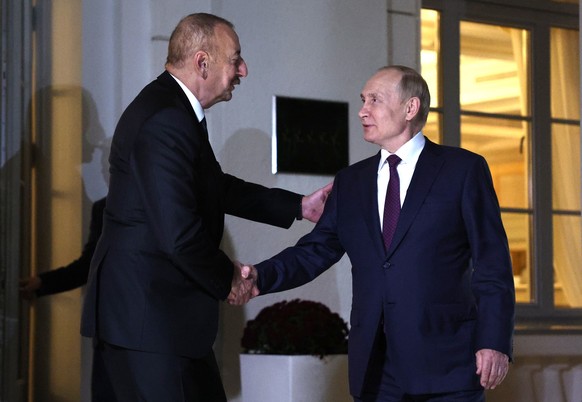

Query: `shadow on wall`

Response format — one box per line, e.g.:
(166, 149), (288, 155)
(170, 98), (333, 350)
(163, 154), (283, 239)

(81, 88), (110, 203)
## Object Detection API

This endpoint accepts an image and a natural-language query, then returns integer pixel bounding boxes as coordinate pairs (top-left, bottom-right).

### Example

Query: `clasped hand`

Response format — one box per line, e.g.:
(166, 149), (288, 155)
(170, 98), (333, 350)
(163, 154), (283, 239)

(228, 261), (259, 305)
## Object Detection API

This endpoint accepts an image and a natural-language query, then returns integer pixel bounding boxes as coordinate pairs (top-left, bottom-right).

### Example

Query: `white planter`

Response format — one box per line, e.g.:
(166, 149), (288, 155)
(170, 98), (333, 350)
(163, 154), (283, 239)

(240, 354), (350, 402)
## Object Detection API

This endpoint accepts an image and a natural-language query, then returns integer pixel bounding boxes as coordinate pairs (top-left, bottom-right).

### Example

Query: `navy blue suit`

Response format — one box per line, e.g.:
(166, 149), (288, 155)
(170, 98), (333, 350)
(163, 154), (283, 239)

(257, 139), (515, 398)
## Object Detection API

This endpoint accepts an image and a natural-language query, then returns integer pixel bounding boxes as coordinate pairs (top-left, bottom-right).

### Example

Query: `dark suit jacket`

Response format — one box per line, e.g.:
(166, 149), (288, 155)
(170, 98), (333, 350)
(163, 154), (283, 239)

(36, 198), (106, 296)
(81, 71), (301, 359)
(257, 139), (515, 397)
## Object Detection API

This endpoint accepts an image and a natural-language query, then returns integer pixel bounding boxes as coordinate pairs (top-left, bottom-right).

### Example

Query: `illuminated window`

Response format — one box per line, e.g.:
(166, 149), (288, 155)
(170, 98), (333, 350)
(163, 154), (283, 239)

(550, 27), (582, 308)
(421, 0), (581, 324)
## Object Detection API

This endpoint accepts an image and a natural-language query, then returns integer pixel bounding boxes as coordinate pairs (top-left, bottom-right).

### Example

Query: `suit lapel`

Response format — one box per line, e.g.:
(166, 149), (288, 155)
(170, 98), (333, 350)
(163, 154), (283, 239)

(356, 152), (386, 257)
(385, 139), (444, 257)
(158, 71), (212, 149)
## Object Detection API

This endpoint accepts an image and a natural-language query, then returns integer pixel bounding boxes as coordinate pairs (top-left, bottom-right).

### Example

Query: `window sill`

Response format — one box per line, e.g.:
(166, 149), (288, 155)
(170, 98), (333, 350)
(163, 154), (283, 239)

(513, 332), (582, 356)
(515, 322), (582, 335)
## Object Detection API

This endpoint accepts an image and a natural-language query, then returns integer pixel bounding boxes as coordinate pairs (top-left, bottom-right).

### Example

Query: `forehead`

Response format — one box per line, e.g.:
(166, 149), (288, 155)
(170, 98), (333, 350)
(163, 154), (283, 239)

(214, 24), (241, 54)
(361, 70), (401, 97)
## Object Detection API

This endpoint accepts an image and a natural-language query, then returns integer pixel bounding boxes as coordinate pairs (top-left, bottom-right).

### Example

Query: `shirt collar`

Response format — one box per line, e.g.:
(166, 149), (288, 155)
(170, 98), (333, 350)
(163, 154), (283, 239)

(378, 132), (426, 173)
(169, 73), (205, 123)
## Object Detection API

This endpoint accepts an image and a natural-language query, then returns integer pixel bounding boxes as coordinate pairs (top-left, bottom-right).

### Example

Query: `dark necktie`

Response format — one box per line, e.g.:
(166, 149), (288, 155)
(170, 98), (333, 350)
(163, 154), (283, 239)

(382, 154), (402, 250)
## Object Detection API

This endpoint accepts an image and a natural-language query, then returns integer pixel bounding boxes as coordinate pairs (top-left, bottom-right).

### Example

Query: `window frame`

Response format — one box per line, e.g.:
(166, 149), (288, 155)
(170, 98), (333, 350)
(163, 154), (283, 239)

(422, 0), (582, 332)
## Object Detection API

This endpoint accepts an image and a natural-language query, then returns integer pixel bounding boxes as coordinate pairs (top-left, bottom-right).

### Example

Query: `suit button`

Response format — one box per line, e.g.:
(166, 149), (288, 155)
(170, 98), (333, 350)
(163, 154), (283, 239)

(383, 262), (391, 269)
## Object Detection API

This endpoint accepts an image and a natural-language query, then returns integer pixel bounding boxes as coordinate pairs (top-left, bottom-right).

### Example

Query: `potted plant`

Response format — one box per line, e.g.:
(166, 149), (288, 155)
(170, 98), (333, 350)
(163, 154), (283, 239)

(239, 299), (350, 402)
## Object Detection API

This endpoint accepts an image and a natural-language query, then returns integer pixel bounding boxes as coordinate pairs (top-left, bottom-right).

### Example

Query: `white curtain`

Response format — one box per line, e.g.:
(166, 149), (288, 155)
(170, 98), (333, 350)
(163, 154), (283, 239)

(509, 29), (533, 293)
(549, 28), (582, 307)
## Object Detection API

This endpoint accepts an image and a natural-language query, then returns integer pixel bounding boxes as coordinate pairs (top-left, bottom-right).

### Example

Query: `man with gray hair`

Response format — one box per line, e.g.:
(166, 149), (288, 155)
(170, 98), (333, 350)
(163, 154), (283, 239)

(81, 13), (331, 401)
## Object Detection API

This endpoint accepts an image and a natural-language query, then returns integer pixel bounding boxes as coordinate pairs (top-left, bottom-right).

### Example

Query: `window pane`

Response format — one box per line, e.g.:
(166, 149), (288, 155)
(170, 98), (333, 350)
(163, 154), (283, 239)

(461, 116), (530, 209)
(553, 215), (582, 308)
(551, 27), (580, 120)
(552, 122), (581, 309)
(552, 123), (581, 211)
(504, 212), (533, 304)
(424, 112), (441, 144)
(460, 22), (530, 116)
(421, 9), (440, 108)
(462, 115), (533, 305)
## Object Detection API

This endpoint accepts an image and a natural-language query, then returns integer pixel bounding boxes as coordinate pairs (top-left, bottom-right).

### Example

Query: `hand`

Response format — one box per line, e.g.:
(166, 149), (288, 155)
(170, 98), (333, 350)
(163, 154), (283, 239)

(301, 181), (333, 223)
(227, 261), (259, 305)
(475, 348), (509, 389)
(19, 276), (42, 300)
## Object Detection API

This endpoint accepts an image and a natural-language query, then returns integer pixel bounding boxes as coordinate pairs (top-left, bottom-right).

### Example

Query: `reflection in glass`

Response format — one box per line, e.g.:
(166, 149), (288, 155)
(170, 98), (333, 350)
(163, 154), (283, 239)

(460, 22), (530, 116)
(503, 212), (533, 304)
(421, 9), (440, 109)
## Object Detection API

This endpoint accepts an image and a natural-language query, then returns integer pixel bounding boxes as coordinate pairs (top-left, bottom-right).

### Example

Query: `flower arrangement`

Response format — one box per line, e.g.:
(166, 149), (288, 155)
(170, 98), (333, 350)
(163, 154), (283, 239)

(241, 299), (349, 359)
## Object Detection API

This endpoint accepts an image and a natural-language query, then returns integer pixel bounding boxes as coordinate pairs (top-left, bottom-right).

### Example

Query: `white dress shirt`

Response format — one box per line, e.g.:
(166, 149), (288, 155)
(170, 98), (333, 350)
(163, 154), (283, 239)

(377, 132), (426, 230)
(169, 73), (205, 123)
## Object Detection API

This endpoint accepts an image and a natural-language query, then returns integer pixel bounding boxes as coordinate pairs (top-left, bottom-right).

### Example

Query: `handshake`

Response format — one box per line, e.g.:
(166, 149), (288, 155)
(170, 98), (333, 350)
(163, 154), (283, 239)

(228, 261), (260, 305)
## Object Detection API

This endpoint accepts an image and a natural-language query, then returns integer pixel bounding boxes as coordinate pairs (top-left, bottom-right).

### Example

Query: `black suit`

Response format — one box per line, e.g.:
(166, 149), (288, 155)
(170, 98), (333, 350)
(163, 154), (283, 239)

(81, 71), (301, 400)
(36, 197), (105, 296)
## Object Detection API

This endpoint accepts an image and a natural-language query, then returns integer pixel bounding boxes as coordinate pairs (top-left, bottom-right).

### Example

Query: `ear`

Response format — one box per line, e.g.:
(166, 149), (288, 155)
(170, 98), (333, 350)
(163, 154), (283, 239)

(405, 97), (420, 122)
(193, 51), (209, 78)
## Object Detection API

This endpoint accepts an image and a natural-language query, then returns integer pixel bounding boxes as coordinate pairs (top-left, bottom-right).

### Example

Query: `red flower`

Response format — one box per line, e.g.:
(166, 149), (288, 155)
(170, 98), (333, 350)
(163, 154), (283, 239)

(241, 299), (349, 359)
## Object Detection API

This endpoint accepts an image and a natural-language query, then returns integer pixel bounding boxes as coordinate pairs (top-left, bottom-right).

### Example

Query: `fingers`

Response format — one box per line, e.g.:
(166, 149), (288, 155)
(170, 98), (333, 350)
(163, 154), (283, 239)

(228, 262), (259, 305)
(322, 181), (333, 196)
(19, 276), (41, 300)
(302, 181), (334, 223)
(475, 349), (509, 389)
(240, 265), (251, 279)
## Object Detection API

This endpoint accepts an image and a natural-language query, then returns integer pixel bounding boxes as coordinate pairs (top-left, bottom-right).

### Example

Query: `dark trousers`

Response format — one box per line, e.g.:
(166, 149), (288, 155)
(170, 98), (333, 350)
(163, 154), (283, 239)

(354, 329), (484, 402)
(354, 390), (484, 402)
(91, 340), (226, 402)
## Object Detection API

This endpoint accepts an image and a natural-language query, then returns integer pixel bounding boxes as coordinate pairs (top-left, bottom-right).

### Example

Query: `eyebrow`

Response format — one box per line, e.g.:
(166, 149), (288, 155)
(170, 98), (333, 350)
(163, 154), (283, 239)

(361, 92), (381, 99)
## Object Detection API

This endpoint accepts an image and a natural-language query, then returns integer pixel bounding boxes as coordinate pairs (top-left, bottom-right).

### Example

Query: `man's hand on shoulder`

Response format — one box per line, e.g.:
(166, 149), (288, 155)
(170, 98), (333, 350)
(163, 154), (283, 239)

(301, 181), (333, 223)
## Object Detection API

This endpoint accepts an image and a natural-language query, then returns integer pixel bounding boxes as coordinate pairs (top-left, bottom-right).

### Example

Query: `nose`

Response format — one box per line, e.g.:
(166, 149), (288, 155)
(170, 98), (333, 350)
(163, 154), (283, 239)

(358, 103), (368, 119)
(238, 58), (248, 78)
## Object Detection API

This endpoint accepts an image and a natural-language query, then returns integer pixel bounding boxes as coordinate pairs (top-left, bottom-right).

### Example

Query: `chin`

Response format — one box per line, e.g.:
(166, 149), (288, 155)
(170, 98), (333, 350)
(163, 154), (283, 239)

(363, 133), (376, 143)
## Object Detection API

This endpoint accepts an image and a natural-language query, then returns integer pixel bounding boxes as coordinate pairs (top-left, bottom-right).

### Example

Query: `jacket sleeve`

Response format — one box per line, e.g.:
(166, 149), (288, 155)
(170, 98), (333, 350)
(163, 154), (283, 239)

(257, 181), (344, 293)
(221, 173), (302, 229)
(36, 198), (106, 296)
(463, 156), (515, 358)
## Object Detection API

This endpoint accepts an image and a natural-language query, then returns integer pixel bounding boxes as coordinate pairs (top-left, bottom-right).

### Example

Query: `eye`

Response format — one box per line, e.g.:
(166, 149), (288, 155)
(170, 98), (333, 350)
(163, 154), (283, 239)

(232, 55), (244, 67)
